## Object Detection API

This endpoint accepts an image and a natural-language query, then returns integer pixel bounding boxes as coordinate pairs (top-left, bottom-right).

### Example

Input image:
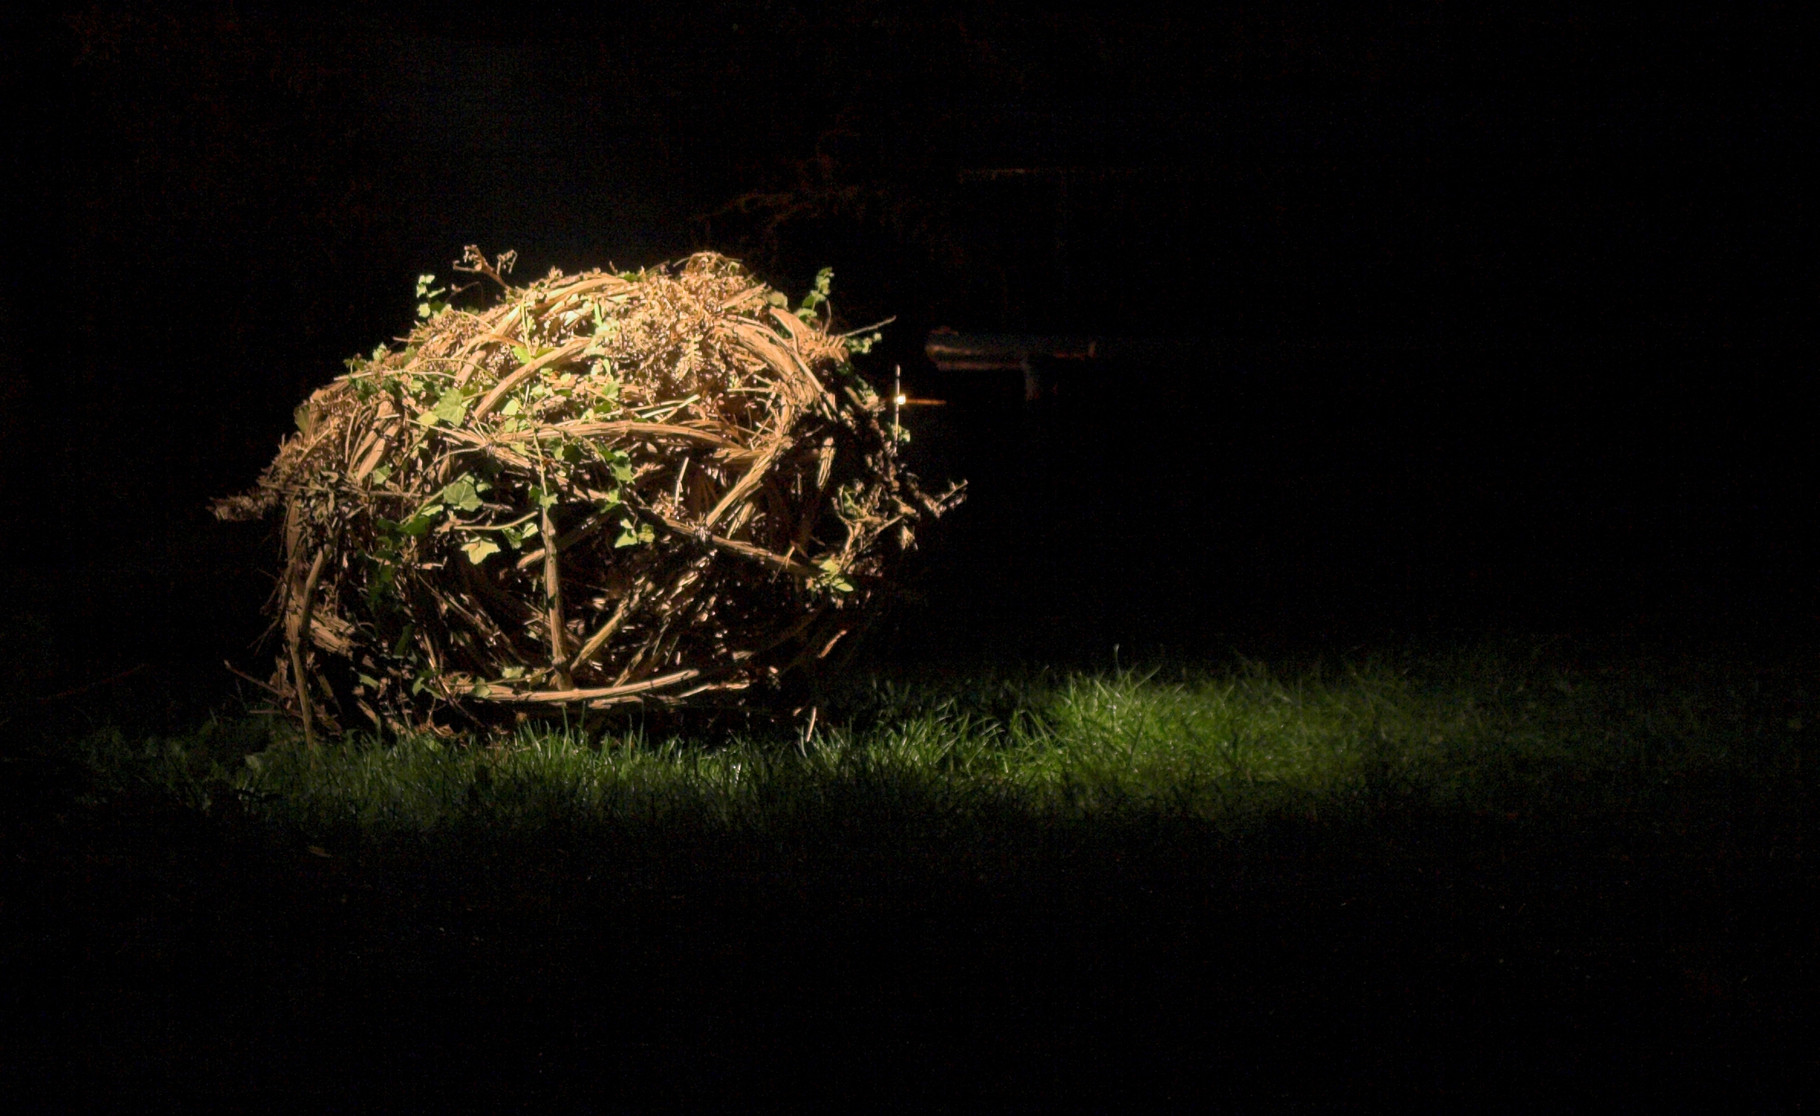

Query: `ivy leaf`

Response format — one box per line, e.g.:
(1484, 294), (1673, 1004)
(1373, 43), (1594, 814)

(500, 518), (540, 549)
(462, 538), (501, 565)
(433, 387), (477, 426)
(441, 475), (485, 513)
(365, 561), (398, 610)
(510, 342), (554, 366)
(795, 268), (833, 322)
(614, 518), (654, 548)
(817, 557), (854, 594)
(399, 504), (442, 536)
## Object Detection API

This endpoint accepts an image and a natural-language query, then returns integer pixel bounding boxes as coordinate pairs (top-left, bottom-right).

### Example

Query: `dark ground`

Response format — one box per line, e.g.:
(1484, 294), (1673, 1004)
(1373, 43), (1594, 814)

(2, 712), (1815, 1110)
(2, 3), (1813, 1108)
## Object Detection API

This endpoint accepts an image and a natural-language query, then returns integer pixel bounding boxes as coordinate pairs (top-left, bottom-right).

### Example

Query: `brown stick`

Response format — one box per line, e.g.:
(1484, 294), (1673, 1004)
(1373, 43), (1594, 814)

(515, 509), (612, 571)
(223, 660), (285, 699)
(566, 588), (641, 675)
(288, 547), (331, 749)
(655, 513), (822, 579)
(472, 336), (592, 420)
(34, 663), (148, 703)
(700, 434), (791, 532)
(540, 505), (572, 690)
(498, 420), (751, 457)
(476, 667), (703, 704)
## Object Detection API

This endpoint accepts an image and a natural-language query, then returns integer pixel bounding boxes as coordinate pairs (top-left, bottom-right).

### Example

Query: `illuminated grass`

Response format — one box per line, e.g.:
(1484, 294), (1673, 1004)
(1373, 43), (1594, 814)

(75, 645), (1809, 850)
(32, 645), (1812, 1110)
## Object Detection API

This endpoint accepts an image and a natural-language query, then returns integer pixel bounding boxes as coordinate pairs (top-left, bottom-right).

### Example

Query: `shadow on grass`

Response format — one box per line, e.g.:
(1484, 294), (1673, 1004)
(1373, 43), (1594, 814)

(3, 642), (1816, 1108)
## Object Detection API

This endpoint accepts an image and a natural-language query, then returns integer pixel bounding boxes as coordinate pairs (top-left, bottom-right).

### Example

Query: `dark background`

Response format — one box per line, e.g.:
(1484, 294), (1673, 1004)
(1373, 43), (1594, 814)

(0, 2), (1810, 704)
(1, 7), (1814, 1109)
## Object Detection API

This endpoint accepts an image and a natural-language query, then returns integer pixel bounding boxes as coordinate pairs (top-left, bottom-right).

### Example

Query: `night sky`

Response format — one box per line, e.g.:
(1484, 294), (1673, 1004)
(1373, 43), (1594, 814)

(1, 3), (1809, 684)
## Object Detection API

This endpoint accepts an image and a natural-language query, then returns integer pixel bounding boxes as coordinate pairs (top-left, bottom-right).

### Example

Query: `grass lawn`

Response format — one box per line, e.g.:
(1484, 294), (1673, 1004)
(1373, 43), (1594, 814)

(4, 641), (1815, 1108)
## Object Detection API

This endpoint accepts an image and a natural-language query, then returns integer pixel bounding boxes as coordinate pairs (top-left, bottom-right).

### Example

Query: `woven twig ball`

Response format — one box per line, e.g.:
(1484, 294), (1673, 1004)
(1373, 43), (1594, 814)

(216, 249), (959, 736)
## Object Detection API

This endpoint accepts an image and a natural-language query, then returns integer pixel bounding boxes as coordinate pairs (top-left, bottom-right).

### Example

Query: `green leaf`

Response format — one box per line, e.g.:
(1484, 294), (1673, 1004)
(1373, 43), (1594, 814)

(441, 475), (485, 513)
(501, 396), (522, 417)
(364, 553), (398, 610)
(817, 557), (854, 594)
(432, 386), (476, 426)
(461, 538), (500, 564)
(499, 665), (526, 680)
(614, 518), (654, 548)
(399, 505), (441, 536)
(766, 291), (788, 308)
(369, 463), (393, 484)
(511, 343), (532, 365)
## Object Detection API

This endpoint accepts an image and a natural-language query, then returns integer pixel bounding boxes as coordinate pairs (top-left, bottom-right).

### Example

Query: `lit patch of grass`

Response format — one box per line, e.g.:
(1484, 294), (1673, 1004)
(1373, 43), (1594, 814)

(72, 644), (1810, 852)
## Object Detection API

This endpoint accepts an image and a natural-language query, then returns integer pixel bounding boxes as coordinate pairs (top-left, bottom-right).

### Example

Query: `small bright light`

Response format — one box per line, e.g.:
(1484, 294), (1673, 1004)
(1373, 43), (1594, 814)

(894, 394), (907, 406)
